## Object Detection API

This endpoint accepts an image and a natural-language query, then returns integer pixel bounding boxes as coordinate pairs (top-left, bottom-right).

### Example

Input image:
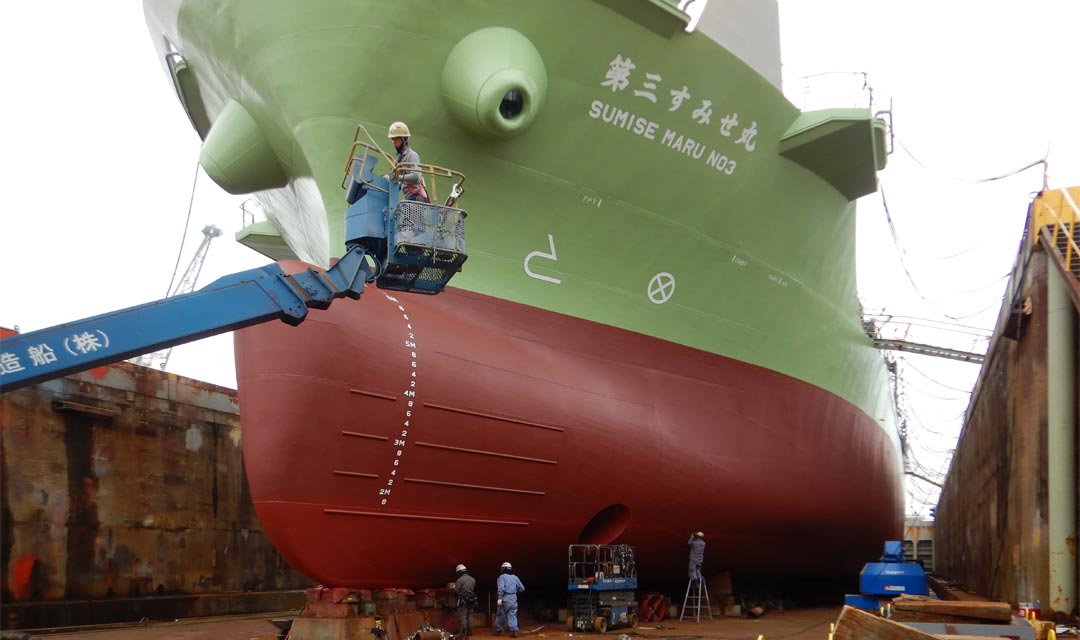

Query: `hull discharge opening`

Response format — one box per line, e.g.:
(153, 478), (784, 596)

(579, 504), (631, 544)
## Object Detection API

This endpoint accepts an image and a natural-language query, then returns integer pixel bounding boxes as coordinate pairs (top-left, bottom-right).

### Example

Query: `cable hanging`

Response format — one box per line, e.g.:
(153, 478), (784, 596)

(879, 183), (940, 310)
(897, 137), (1047, 183)
(898, 356), (977, 394)
(165, 159), (202, 297)
(878, 183), (1012, 324)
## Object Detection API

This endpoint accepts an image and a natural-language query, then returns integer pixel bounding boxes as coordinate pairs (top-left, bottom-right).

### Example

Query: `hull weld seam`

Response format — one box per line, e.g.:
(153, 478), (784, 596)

(404, 477), (545, 496)
(324, 508), (529, 526)
(333, 470), (378, 478)
(423, 402), (565, 432)
(414, 441), (558, 465)
(349, 388), (398, 401)
(341, 431), (390, 441)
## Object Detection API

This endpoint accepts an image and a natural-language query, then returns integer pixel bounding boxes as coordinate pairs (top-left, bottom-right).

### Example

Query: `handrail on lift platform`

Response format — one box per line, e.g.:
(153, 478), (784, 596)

(342, 124), (466, 208)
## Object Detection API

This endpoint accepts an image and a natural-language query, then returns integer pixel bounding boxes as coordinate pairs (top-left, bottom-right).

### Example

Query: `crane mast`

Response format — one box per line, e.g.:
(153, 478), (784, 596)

(129, 224), (223, 370)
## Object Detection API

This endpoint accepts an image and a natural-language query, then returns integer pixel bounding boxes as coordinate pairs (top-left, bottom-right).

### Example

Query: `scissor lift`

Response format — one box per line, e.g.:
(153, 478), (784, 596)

(566, 544), (638, 634)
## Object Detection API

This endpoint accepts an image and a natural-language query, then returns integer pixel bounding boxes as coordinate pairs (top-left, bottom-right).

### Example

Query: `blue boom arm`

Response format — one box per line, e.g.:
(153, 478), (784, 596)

(0, 248), (373, 393)
(1, 144), (469, 394)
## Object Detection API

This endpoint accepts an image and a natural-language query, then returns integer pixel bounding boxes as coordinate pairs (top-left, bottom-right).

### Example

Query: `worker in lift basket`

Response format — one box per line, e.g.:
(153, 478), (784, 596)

(388, 121), (430, 203)
(452, 563), (477, 638)
(688, 531), (706, 583)
(494, 561), (525, 637)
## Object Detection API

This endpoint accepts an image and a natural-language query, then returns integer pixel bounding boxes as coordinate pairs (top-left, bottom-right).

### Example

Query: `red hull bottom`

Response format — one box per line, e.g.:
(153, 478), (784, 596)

(235, 268), (903, 588)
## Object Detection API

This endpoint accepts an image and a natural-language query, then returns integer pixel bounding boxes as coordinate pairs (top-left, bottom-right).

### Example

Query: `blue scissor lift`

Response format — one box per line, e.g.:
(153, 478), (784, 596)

(567, 544), (638, 634)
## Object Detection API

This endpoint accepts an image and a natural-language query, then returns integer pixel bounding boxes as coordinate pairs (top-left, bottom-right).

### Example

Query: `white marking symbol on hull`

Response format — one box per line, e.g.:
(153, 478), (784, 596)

(648, 272), (676, 304)
(525, 234), (562, 285)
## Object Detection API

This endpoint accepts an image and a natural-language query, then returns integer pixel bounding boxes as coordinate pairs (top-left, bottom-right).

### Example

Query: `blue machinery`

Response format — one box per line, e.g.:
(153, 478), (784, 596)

(567, 544), (639, 634)
(844, 540), (929, 611)
(0, 144), (468, 393)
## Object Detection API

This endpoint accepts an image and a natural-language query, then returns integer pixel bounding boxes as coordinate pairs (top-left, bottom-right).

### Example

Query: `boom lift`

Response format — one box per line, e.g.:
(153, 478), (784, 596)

(0, 132), (468, 393)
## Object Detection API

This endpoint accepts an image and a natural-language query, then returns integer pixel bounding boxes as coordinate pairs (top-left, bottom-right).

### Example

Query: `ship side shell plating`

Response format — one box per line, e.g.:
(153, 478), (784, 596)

(236, 273), (903, 587)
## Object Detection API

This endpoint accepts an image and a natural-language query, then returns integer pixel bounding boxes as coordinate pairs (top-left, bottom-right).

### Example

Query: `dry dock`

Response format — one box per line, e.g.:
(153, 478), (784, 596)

(934, 187), (1079, 619)
(0, 362), (310, 628)
(3, 189), (1077, 630)
(32, 607), (842, 640)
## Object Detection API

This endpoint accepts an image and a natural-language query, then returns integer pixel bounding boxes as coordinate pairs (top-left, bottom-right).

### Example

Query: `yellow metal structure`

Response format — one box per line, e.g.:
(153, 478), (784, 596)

(1028, 186), (1080, 262)
(1031, 186), (1079, 246)
(1031, 186), (1080, 312)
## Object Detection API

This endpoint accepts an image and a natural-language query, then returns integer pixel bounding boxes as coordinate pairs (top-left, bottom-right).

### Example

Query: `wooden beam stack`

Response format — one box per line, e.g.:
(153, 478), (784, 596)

(890, 596), (1011, 624)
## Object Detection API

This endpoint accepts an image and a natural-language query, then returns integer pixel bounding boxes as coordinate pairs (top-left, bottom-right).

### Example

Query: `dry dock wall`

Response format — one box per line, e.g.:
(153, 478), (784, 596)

(0, 362), (311, 608)
(935, 248), (1078, 618)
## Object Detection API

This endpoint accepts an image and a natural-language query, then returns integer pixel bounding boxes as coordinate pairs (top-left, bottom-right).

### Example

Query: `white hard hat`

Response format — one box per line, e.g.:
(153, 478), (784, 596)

(695, 531), (705, 538)
(501, 561), (512, 570)
(456, 564), (467, 572)
(388, 121), (411, 138)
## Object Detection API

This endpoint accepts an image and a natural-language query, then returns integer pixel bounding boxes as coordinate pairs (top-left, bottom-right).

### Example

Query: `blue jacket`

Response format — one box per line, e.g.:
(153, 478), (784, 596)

(497, 573), (525, 604)
(688, 537), (705, 564)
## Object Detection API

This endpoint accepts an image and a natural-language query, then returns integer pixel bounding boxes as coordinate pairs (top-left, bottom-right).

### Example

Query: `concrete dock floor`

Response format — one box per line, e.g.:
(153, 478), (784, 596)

(26, 607), (842, 640)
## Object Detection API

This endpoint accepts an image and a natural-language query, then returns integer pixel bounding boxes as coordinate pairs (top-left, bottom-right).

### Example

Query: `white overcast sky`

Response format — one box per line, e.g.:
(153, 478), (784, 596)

(1, 1), (1077, 517)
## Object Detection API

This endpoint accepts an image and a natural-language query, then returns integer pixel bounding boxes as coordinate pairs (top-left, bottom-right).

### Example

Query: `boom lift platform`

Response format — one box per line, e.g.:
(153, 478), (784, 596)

(0, 132), (468, 393)
(567, 544), (639, 634)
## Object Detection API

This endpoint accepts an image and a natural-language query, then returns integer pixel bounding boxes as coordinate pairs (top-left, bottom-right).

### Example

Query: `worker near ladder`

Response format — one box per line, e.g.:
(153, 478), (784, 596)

(452, 563), (477, 638)
(388, 121), (430, 203)
(688, 531), (706, 583)
(494, 561), (525, 637)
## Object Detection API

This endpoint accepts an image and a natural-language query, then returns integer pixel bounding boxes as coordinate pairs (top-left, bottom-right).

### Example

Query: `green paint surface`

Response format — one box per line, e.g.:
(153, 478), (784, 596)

(163, 0), (897, 440)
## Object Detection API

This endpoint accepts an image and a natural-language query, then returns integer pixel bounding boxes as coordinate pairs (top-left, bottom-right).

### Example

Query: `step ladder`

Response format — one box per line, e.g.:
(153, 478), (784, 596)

(679, 579), (713, 622)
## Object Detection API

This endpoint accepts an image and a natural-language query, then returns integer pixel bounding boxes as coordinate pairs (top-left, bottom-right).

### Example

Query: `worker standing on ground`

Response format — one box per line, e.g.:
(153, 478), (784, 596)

(388, 121), (430, 203)
(494, 561), (525, 637)
(688, 531), (705, 583)
(452, 563), (477, 638)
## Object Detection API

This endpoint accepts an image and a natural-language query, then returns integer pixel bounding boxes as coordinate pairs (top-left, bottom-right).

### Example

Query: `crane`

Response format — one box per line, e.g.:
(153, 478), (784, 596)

(129, 224), (223, 370)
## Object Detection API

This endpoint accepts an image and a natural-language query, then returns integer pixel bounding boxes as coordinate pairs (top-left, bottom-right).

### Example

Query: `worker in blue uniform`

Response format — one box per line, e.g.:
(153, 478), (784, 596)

(494, 561), (525, 637)
(688, 531), (705, 583)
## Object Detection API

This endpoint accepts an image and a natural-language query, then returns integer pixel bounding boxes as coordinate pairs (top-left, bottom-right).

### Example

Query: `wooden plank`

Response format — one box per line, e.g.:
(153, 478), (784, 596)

(889, 608), (1006, 625)
(892, 598), (1011, 622)
(833, 605), (940, 640)
(927, 576), (991, 602)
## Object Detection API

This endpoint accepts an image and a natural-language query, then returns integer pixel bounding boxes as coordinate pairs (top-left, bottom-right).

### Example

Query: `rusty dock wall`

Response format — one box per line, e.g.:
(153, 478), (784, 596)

(1, 361), (310, 628)
(935, 238), (1079, 619)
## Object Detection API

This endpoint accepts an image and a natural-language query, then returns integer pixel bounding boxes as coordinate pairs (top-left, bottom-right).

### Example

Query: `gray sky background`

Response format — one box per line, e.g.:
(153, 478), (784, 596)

(781, 0), (1079, 519)
(1, 1), (1077, 518)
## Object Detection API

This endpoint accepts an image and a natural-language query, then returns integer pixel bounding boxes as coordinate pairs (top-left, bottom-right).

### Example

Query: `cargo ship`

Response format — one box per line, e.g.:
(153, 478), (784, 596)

(144, 0), (903, 588)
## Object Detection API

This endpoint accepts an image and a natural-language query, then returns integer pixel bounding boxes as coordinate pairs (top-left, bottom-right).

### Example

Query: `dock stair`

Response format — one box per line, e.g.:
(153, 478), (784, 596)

(862, 315), (991, 364)
(1032, 186), (1080, 311)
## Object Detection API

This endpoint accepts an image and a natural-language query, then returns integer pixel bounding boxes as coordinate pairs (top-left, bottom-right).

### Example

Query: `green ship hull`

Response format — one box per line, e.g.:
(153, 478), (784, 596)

(144, 0), (904, 587)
